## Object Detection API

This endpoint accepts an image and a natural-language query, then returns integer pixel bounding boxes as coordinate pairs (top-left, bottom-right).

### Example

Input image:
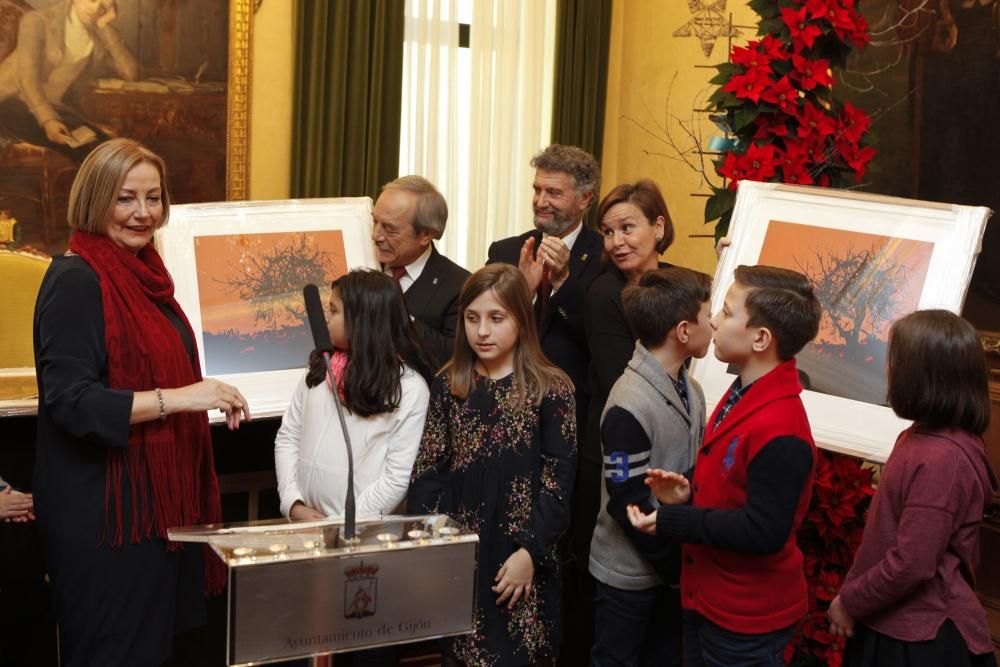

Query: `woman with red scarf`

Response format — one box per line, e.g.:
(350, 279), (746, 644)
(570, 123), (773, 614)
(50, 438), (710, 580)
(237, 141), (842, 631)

(32, 138), (250, 666)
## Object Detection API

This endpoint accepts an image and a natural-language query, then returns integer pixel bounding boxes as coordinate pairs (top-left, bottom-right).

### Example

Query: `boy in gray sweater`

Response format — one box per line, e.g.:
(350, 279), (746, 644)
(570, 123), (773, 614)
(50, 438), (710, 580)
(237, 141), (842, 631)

(589, 267), (713, 667)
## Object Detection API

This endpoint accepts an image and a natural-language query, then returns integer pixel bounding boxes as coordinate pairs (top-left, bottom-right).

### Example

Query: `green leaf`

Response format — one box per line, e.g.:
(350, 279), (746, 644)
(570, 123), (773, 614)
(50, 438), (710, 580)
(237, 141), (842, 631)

(705, 188), (737, 224)
(732, 106), (761, 132)
(749, 0), (778, 17)
(716, 62), (742, 78)
(715, 210), (734, 242)
(719, 93), (744, 109)
(758, 17), (786, 37)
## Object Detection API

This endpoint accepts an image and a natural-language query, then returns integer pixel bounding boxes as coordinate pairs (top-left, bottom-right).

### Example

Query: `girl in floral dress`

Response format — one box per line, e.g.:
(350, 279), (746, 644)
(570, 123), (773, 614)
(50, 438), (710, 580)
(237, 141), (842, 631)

(409, 263), (577, 666)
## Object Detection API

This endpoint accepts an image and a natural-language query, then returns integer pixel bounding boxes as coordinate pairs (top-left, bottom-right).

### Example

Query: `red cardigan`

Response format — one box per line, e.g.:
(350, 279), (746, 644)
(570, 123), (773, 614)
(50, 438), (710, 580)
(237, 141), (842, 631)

(839, 427), (998, 654)
(681, 360), (816, 633)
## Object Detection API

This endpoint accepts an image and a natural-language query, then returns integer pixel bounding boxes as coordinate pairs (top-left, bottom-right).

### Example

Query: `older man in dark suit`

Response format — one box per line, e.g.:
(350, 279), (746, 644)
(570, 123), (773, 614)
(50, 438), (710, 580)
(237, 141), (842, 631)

(373, 176), (469, 370)
(487, 144), (605, 665)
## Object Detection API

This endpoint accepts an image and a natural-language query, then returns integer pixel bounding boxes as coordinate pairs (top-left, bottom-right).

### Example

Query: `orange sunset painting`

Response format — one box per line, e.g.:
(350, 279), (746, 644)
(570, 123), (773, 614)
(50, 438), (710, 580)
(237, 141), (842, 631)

(757, 221), (934, 405)
(194, 231), (348, 375)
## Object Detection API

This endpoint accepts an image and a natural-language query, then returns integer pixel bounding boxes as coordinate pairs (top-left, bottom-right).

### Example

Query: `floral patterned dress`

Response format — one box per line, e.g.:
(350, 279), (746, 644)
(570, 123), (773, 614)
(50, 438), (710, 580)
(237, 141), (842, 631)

(409, 371), (577, 666)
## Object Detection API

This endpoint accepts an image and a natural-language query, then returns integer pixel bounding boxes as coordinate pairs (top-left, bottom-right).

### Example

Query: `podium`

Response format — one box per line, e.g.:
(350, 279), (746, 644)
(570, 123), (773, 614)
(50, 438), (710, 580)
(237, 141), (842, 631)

(169, 514), (478, 666)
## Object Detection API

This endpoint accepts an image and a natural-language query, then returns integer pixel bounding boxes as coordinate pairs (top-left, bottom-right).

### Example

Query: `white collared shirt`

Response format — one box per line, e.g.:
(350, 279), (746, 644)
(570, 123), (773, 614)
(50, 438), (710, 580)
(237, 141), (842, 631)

(385, 244), (433, 294)
(552, 220), (583, 253)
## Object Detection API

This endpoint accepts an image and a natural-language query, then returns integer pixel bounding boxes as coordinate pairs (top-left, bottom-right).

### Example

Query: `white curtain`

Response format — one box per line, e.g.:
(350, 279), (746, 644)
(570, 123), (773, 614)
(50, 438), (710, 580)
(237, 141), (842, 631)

(399, 0), (463, 262)
(467, 0), (556, 267)
(400, 0), (557, 269)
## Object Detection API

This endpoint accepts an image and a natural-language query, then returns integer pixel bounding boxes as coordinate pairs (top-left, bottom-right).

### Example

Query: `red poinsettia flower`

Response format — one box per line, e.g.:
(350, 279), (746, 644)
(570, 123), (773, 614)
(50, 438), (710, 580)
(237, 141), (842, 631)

(828, 3), (871, 48)
(825, 645), (845, 667)
(836, 100), (871, 143)
(792, 54), (833, 90)
(722, 67), (772, 104)
(718, 143), (779, 189)
(756, 34), (793, 61)
(781, 5), (824, 51)
(777, 141), (814, 184)
(761, 75), (801, 114)
(753, 114), (791, 140)
(797, 101), (837, 137)
(806, 0), (836, 23)
(837, 141), (876, 181)
(731, 44), (773, 73)
(815, 570), (842, 602)
(803, 615), (837, 644)
(850, 17), (872, 48)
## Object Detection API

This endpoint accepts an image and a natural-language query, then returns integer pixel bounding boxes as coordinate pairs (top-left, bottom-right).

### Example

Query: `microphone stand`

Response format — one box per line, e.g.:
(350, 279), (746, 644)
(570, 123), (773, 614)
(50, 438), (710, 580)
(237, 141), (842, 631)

(319, 350), (356, 542)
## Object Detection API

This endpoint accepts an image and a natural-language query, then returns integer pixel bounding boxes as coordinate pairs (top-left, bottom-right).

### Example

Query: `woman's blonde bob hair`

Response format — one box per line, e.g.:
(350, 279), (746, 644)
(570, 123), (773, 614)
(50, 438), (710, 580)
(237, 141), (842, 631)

(67, 138), (171, 234)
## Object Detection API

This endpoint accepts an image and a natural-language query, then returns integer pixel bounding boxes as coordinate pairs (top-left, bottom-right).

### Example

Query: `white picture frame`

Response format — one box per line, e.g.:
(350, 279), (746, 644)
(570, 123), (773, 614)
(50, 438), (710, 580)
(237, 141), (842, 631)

(156, 198), (378, 421)
(691, 181), (991, 462)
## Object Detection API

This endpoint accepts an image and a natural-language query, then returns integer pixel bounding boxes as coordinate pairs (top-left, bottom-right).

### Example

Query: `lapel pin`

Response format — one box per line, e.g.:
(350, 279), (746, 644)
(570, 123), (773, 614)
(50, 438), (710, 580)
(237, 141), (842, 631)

(580, 252), (589, 262)
(432, 277), (439, 285)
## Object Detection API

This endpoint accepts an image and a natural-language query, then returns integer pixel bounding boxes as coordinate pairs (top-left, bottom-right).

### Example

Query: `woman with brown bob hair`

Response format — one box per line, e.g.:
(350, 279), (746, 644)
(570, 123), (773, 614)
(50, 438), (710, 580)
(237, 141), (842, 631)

(33, 138), (250, 665)
(830, 310), (997, 667)
(575, 179), (676, 592)
(409, 263), (577, 665)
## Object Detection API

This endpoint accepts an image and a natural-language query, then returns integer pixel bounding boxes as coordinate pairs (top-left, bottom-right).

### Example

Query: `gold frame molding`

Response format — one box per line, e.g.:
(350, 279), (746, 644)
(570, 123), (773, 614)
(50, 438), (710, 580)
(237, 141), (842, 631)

(227, 0), (254, 201)
(983, 332), (1000, 357)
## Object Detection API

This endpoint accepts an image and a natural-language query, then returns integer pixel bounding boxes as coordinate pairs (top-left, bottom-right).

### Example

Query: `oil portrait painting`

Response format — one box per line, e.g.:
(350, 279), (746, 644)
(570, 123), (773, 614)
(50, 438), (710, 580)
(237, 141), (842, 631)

(0, 0), (239, 255)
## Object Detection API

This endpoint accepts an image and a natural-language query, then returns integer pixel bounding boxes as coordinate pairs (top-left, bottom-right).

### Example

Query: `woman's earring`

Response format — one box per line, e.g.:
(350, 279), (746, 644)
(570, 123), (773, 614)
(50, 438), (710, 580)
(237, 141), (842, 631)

(655, 236), (663, 243)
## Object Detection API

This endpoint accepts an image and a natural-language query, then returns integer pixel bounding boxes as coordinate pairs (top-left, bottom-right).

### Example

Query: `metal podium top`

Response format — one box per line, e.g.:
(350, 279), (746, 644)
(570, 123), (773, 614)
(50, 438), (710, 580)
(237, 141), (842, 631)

(169, 514), (478, 665)
(168, 514), (478, 568)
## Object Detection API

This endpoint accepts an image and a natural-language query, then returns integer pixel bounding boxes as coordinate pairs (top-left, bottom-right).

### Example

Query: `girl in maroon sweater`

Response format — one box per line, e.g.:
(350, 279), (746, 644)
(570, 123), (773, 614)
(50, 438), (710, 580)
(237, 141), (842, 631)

(829, 310), (998, 667)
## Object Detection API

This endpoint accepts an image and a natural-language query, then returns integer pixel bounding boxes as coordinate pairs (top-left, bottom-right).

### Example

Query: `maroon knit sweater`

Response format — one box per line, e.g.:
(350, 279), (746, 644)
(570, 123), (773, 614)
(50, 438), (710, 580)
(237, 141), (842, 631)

(839, 427), (998, 655)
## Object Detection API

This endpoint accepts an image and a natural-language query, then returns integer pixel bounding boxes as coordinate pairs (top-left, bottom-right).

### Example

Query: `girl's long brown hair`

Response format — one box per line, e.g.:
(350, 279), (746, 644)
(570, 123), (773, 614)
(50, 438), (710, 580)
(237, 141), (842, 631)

(446, 264), (572, 405)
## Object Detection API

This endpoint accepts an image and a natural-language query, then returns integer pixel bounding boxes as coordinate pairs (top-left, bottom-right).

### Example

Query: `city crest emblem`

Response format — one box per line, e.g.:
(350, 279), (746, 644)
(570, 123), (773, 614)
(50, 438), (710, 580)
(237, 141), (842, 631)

(344, 561), (379, 619)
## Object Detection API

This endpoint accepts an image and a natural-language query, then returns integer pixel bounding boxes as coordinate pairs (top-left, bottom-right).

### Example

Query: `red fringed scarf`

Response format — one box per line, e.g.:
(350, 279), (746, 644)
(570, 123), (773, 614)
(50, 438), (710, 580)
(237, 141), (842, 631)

(70, 231), (225, 595)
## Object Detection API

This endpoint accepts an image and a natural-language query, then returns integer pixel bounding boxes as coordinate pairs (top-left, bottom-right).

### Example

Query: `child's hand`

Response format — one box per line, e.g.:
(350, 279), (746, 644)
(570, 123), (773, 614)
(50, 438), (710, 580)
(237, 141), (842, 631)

(626, 504), (657, 535)
(288, 501), (325, 521)
(645, 469), (691, 505)
(827, 595), (855, 638)
(492, 547), (534, 610)
(715, 235), (732, 259)
(0, 487), (34, 522)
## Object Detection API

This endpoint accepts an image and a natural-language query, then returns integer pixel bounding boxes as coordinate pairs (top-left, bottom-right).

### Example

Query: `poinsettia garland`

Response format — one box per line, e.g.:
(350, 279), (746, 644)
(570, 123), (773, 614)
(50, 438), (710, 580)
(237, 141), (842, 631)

(704, 0), (876, 237)
(786, 451), (876, 666)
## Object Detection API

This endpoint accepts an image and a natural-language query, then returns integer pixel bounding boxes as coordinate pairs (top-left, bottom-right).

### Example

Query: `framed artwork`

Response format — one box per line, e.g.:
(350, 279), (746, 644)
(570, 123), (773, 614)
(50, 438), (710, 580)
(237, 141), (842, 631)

(0, 0), (253, 255)
(155, 198), (379, 421)
(691, 181), (991, 462)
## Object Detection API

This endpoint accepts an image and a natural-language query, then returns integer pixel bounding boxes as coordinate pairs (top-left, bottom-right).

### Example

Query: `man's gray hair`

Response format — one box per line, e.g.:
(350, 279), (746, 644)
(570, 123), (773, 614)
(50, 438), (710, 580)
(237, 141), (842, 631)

(381, 175), (448, 239)
(530, 144), (600, 199)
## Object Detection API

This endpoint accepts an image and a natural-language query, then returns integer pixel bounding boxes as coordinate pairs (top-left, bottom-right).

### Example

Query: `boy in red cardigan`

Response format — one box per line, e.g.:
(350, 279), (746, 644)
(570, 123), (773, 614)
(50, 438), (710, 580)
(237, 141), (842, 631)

(628, 265), (822, 667)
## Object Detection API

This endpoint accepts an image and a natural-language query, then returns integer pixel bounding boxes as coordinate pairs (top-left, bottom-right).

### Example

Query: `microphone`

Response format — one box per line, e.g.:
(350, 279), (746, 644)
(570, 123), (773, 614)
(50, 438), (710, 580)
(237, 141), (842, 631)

(304, 283), (333, 353)
(302, 283), (356, 541)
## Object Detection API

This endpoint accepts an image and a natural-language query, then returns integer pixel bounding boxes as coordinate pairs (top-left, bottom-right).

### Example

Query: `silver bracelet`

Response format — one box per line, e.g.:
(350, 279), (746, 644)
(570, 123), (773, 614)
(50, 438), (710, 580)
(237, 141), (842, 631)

(155, 387), (166, 420)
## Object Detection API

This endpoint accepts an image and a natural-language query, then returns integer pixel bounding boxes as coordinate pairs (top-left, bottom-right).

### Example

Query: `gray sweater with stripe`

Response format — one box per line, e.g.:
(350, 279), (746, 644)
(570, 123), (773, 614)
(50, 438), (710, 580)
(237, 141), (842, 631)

(588, 343), (706, 590)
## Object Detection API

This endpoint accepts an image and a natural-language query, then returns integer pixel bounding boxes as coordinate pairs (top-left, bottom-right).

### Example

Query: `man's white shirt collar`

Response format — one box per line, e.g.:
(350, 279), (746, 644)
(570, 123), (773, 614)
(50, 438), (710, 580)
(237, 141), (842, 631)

(549, 221), (583, 251)
(387, 244), (433, 293)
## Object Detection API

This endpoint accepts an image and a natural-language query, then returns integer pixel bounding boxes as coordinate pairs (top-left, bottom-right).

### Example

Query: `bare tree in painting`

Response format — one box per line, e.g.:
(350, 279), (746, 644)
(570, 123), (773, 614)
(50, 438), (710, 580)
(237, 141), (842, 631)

(796, 240), (909, 363)
(217, 235), (338, 330)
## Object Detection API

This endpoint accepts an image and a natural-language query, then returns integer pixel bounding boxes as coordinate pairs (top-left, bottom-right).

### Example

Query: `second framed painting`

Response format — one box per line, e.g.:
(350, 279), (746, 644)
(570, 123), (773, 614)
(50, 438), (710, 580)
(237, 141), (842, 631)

(156, 198), (378, 420)
(692, 181), (991, 462)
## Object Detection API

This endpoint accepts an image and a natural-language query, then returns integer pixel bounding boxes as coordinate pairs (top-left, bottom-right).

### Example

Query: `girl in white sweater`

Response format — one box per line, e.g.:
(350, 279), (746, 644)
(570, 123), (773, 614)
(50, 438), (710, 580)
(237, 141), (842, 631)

(275, 269), (435, 520)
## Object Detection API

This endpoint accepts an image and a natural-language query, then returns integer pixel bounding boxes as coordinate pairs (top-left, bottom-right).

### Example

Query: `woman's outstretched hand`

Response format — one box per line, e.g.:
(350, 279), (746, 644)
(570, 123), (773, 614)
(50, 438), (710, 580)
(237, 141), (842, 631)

(168, 379), (252, 430)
